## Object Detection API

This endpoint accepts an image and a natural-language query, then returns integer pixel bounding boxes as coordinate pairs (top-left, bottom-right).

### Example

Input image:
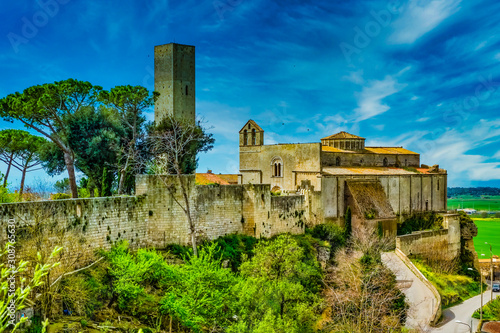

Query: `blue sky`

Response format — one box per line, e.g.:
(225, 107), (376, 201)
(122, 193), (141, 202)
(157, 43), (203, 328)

(1, 0), (500, 189)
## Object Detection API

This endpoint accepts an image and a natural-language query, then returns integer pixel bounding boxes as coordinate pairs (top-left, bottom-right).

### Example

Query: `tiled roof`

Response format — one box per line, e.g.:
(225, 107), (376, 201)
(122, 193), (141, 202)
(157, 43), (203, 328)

(239, 119), (264, 133)
(322, 167), (419, 175)
(321, 131), (365, 140)
(321, 146), (419, 155)
(364, 147), (419, 155)
(196, 173), (239, 185)
(321, 146), (349, 153)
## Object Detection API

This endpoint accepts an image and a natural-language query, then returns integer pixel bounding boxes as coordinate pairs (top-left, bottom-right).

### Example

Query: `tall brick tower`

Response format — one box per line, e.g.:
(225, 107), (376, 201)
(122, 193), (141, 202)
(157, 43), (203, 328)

(154, 43), (195, 124)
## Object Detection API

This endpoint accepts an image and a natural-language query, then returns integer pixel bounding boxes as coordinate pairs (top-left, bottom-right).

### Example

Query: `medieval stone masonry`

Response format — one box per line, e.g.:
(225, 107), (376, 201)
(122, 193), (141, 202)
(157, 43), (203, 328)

(0, 42), (458, 268)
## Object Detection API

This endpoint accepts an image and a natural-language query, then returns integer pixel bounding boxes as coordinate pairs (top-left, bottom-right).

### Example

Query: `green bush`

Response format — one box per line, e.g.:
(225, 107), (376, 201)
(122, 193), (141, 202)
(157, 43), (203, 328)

(412, 259), (482, 307)
(51, 193), (71, 200)
(307, 223), (346, 254)
(398, 212), (443, 235)
(472, 297), (500, 320)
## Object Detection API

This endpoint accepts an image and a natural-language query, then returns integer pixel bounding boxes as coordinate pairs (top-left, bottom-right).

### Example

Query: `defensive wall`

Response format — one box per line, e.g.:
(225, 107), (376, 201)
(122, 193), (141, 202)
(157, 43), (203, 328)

(396, 214), (462, 260)
(0, 175), (309, 265)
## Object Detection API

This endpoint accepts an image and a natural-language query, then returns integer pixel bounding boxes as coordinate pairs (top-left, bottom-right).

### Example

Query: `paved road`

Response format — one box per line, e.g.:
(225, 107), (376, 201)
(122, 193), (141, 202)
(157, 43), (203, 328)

(430, 288), (499, 333)
(381, 252), (436, 331)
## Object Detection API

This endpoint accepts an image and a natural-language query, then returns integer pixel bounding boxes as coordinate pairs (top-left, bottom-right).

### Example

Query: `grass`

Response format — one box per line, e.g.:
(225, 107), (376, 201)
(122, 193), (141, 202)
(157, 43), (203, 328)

(472, 297), (500, 320)
(473, 218), (500, 259)
(448, 196), (500, 211)
(411, 259), (483, 308)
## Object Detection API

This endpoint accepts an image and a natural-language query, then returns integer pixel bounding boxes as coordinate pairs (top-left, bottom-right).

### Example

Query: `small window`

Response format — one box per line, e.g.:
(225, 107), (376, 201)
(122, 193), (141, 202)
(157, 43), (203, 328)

(271, 158), (283, 177)
(243, 130), (248, 146)
(405, 159), (408, 167)
(336, 157), (341, 166)
(383, 158), (388, 167)
(360, 159), (364, 165)
(437, 180), (440, 191)
(252, 129), (256, 145)
(185, 85), (189, 95)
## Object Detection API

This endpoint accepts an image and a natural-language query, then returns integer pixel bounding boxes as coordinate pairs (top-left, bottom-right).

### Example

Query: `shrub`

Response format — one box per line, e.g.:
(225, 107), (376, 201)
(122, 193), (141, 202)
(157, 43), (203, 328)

(51, 193), (71, 200)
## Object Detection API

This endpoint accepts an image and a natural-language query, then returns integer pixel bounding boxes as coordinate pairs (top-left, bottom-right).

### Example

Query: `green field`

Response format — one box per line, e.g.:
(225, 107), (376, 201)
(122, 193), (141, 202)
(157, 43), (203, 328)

(473, 218), (500, 259)
(448, 195), (500, 211)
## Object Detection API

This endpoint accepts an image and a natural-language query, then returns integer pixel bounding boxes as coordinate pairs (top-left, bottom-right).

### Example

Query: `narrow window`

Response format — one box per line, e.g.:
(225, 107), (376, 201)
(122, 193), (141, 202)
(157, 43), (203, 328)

(185, 85), (189, 95)
(437, 180), (440, 191)
(336, 157), (341, 166)
(274, 163), (278, 177)
(405, 159), (408, 167)
(383, 158), (388, 167)
(252, 129), (256, 145)
(243, 130), (248, 146)
(278, 163), (281, 177)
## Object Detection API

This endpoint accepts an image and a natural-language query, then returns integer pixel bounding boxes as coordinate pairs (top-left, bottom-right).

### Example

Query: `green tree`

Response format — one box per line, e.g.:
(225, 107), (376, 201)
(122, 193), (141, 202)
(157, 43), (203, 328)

(64, 106), (122, 196)
(147, 116), (215, 257)
(54, 178), (70, 194)
(0, 130), (46, 196)
(159, 244), (238, 332)
(0, 79), (103, 198)
(99, 86), (158, 195)
(229, 234), (320, 332)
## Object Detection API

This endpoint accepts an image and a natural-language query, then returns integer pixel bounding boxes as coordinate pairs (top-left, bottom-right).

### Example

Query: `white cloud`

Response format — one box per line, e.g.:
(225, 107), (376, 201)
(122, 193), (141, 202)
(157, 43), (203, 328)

(342, 70), (364, 84)
(411, 96), (419, 101)
(389, 0), (462, 44)
(495, 53), (500, 62)
(353, 75), (407, 121)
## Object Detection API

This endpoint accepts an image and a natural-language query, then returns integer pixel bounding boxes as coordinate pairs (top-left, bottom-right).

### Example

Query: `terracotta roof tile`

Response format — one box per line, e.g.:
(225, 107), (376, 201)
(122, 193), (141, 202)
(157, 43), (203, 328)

(322, 167), (419, 175)
(321, 131), (365, 140)
(196, 173), (239, 185)
(364, 147), (419, 155)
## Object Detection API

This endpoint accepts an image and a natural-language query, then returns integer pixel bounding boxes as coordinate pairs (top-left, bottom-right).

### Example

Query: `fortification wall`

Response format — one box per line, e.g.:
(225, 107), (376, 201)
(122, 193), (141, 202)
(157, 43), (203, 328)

(0, 175), (311, 266)
(396, 214), (461, 260)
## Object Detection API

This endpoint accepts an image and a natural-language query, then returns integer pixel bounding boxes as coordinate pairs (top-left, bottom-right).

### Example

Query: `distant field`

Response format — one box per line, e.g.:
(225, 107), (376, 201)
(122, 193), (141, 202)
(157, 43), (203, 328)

(448, 196), (500, 211)
(473, 218), (500, 259)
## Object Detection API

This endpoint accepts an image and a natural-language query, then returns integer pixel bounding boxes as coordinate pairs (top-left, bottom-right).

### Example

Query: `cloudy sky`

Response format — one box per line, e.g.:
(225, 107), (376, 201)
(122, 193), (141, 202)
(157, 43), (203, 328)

(1, 0), (500, 188)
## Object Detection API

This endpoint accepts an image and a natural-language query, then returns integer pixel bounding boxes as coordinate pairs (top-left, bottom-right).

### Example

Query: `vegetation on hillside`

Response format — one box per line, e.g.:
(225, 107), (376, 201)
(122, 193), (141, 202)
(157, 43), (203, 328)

(472, 297), (500, 320)
(411, 259), (482, 307)
(22, 229), (415, 333)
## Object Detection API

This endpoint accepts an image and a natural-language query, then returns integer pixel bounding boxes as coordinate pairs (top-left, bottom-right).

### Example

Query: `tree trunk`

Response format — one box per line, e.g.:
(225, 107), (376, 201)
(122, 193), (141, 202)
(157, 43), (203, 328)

(19, 167), (27, 199)
(63, 151), (78, 198)
(118, 168), (126, 195)
(178, 174), (198, 257)
(3, 153), (14, 187)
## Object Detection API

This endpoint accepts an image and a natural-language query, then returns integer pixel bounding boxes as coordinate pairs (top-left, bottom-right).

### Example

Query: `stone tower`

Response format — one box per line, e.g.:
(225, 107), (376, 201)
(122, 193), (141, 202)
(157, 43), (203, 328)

(154, 43), (196, 124)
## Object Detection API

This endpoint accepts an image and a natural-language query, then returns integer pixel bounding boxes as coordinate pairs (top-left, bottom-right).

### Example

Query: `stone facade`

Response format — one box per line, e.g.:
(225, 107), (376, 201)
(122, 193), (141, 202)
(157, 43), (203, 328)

(154, 43), (196, 124)
(396, 214), (462, 260)
(0, 175), (311, 267)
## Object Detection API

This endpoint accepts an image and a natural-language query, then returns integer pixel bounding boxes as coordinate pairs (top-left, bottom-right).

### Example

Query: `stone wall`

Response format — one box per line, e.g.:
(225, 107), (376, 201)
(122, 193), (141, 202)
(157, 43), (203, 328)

(396, 214), (461, 260)
(321, 173), (447, 223)
(0, 175), (312, 267)
(321, 151), (420, 168)
(240, 143), (322, 192)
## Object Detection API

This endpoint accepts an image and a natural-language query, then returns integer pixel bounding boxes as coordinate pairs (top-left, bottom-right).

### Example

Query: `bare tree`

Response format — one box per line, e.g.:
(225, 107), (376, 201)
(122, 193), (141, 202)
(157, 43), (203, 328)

(146, 116), (214, 257)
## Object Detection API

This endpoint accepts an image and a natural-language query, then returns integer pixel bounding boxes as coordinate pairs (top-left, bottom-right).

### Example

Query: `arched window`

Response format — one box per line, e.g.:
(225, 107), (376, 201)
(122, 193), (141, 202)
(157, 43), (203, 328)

(383, 158), (388, 167)
(243, 130), (248, 146)
(271, 157), (283, 177)
(336, 157), (341, 166)
(252, 129), (256, 145)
